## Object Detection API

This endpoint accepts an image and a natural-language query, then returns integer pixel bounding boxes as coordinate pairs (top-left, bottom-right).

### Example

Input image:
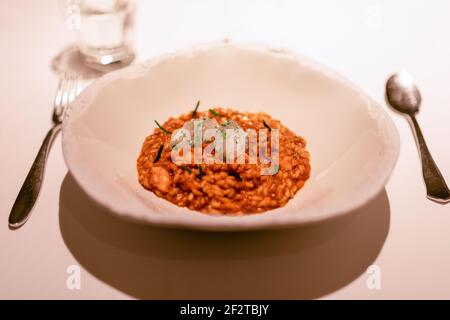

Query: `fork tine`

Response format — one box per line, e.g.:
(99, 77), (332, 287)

(53, 73), (65, 108)
(65, 74), (77, 106)
(72, 75), (79, 99)
(60, 73), (71, 108)
(61, 73), (75, 108)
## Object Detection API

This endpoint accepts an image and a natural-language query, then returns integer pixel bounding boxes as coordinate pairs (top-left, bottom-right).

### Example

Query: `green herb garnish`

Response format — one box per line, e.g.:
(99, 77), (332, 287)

(228, 171), (242, 181)
(154, 120), (172, 134)
(192, 100), (200, 119)
(209, 108), (223, 117)
(273, 165), (280, 174)
(197, 165), (204, 179)
(180, 165), (192, 173)
(153, 145), (164, 163)
(263, 120), (272, 132)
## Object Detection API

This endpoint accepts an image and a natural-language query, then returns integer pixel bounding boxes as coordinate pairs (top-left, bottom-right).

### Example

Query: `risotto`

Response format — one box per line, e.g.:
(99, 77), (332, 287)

(137, 105), (310, 214)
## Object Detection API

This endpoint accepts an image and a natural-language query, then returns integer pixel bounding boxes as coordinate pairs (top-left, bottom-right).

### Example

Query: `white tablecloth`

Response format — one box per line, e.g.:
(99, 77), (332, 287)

(1, 0), (449, 299)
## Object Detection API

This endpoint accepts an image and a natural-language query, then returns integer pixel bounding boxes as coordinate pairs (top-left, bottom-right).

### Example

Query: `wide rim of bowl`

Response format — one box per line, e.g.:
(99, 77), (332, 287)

(62, 41), (400, 231)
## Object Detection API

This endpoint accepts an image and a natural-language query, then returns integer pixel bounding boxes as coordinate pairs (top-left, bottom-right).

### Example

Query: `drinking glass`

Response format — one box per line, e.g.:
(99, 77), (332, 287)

(67, 0), (135, 65)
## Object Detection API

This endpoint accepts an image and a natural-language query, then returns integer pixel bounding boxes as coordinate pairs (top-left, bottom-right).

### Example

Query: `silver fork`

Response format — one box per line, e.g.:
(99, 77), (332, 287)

(9, 73), (80, 228)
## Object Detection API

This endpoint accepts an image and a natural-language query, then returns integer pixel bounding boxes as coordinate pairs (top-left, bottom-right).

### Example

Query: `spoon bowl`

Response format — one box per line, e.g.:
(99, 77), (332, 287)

(386, 71), (421, 115)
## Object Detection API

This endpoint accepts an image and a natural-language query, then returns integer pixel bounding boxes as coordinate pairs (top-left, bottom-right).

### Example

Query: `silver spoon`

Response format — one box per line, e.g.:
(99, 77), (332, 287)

(386, 71), (449, 204)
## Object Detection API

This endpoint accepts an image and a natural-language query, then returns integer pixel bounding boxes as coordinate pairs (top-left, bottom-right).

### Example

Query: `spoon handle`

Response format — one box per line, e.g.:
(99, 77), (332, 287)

(408, 114), (450, 204)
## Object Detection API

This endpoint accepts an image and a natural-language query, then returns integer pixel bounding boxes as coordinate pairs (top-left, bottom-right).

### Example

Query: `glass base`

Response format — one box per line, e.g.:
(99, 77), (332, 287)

(81, 49), (135, 73)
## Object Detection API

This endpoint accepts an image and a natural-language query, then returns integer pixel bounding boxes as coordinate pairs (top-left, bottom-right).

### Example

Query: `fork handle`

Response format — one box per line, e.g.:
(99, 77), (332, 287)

(9, 123), (62, 228)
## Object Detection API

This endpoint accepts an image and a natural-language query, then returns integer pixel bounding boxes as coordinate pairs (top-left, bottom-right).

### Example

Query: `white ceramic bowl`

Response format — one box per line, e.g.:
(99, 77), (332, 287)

(62, 42), (400, 231)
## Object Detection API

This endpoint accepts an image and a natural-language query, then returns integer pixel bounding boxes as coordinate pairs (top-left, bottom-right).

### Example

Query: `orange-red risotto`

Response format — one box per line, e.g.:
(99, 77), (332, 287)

(137, 106), (310, 214)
